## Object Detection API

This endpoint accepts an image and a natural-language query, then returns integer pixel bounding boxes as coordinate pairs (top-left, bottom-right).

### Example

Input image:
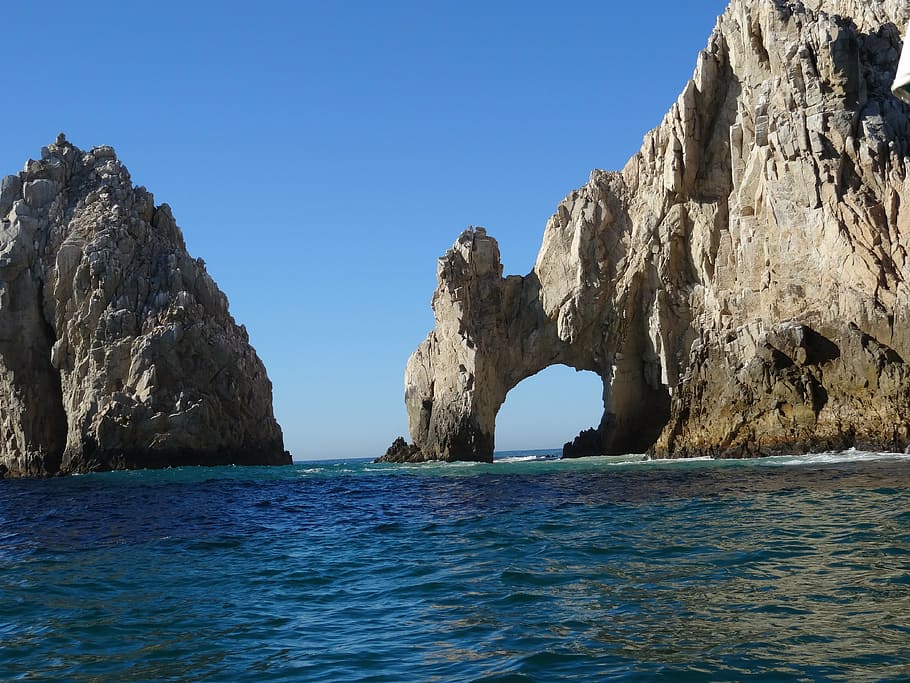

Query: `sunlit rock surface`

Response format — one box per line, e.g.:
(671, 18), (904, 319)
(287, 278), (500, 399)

(0, 136), (289, 476)
(387, 0), (910, 463)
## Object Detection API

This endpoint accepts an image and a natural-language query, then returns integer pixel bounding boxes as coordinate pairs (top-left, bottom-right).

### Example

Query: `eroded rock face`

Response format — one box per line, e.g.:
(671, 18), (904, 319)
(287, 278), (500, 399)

(0, 136), (289, 476)
(392, 0), (910, 462)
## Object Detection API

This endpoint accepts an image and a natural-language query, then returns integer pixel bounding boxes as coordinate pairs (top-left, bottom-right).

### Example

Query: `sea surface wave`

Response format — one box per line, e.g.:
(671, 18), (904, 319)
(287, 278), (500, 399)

(2, 451), (909, 681)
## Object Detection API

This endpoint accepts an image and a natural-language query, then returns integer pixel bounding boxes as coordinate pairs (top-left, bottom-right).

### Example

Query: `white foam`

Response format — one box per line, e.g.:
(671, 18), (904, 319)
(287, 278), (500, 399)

(760, 451), (910, 467)
(495, 454), (558, 463)
(445, 460), (487, 468)
(654, 455), (715, 463)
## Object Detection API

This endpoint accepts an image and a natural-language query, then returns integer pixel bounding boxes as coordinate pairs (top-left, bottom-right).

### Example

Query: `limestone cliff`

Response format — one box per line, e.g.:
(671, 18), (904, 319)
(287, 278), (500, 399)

(387, 0), (910, 463)
(0, 136), (289, 476)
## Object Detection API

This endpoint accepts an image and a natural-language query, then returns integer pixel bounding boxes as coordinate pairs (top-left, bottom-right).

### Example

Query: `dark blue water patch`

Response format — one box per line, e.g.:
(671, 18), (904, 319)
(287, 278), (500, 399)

(1, 454), (910, 681)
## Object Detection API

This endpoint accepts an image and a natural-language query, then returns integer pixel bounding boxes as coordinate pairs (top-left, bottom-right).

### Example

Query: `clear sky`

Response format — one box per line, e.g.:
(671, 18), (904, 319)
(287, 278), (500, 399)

(2, 0), (728, 460)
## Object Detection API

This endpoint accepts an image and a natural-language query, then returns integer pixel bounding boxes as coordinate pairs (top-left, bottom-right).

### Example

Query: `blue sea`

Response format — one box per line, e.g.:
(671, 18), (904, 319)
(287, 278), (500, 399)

(2, 450), (909, 682)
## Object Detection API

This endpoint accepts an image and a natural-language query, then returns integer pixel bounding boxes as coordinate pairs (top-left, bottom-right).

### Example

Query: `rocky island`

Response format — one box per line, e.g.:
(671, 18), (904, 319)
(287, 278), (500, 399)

(381, 0), (910, 463)
(0, 136), (289, 477)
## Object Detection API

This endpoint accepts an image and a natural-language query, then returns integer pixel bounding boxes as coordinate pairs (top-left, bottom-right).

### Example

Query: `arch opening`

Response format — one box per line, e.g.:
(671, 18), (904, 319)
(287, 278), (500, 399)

(493, 364), (605, 456)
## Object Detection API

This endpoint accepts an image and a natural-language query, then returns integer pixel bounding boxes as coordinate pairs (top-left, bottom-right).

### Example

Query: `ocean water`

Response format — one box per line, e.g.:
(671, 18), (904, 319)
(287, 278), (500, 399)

(1, 451), (909, 682)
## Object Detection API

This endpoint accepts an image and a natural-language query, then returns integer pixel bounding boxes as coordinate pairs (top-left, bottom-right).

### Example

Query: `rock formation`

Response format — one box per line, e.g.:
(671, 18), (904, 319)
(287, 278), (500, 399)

(385, 0), (910, 463)
(380, 436), (425, 464)
(0, 136), (289, 476)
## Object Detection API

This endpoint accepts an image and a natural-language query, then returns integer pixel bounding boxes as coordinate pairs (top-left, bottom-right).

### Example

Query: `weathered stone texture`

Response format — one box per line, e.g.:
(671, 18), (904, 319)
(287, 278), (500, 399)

(389, 0), (910, 463)
(0, 137), (289, 476)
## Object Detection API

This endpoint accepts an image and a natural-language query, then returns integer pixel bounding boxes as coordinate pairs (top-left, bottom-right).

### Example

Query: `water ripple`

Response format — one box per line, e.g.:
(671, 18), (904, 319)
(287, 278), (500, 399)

(1, 455), (909, 680)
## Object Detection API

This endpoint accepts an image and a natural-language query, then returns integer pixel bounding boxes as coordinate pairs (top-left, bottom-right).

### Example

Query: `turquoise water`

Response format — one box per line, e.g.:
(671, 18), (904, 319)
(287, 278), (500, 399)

(2, 451), (910, 681)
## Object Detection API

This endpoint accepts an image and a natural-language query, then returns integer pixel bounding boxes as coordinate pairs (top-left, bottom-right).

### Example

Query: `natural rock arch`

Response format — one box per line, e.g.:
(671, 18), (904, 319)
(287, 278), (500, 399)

(403, 219), (675, 462)
(383, 0), (910, 464)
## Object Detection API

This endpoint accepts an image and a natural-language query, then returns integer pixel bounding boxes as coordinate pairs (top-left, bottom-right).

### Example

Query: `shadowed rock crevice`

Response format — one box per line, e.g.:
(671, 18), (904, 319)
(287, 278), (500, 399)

(36, 280), (68, 475)
(0, 233), (68, 476)
(384, 0), (910, 463)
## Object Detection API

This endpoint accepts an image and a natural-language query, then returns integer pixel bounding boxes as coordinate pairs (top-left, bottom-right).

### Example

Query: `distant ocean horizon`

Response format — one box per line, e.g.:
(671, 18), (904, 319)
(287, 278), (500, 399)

(292, 448), (568, 464)
(2, 450), (909, 681)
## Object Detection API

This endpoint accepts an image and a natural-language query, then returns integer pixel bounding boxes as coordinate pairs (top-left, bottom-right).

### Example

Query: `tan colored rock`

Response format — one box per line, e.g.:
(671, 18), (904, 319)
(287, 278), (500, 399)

(392, 0), (910, 462)
(0, 136), (289, 477)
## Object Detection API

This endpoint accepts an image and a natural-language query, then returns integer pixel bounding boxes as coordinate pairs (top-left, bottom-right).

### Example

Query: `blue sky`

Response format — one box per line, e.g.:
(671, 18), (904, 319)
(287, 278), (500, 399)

(2, 1), (728, 459)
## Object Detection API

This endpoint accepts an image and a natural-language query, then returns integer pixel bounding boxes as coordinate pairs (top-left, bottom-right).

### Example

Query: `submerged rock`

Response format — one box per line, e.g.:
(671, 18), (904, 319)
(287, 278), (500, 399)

(0, 136), (289, 476)
(402, 0), (910, 462)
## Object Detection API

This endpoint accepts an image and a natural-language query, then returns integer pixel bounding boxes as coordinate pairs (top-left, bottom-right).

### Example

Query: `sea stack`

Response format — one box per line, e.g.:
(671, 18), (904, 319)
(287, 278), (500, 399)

(0, 136), (289, 476)
(385, 0), (910, 463)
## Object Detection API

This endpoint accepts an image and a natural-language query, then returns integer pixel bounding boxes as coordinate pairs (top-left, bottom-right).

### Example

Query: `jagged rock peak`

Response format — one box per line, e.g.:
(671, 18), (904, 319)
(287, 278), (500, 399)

(391, 0), (910, 463)
(0, 137), (290, 476)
